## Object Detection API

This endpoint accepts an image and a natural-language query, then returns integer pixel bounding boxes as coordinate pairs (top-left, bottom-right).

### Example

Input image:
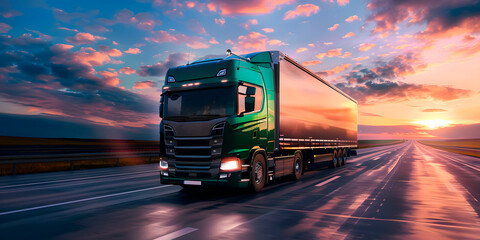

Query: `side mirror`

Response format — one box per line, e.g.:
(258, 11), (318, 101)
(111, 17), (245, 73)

(159, 96), (164, 118)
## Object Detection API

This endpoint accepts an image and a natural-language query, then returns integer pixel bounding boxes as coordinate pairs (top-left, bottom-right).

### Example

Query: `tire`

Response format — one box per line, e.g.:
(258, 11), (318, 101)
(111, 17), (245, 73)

(330, 150), (338, 168)
(293, 151), (303, 180)
(342, 149), (347, 165)
(250, 153), (267, 192)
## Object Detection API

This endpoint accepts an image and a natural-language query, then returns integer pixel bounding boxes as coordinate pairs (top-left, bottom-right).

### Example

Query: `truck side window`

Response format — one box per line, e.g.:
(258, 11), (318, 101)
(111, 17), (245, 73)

(238, 83), (263, 115)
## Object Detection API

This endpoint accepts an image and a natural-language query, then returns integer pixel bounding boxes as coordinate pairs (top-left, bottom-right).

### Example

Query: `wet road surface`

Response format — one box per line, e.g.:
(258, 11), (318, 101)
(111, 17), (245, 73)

(1, 140), (480, 239)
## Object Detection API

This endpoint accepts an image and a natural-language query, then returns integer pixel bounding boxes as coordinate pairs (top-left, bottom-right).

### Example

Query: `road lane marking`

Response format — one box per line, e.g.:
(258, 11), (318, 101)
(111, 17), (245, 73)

(315, 176), (340, 187)
(0, 170), (158, 189)
(372, 157), (380, 160)
(154, 227), (198, 240)
(0, 185), (173, 216)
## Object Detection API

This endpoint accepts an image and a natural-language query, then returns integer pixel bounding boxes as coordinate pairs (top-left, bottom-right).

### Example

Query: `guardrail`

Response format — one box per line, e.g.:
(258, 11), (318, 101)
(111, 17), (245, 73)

(0, 150), (159, 175)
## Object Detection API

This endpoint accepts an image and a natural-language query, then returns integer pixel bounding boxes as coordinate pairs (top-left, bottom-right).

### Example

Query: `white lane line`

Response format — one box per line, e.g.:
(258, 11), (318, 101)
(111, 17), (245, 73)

(315, 176), (341, 187)
(419, 144), (480, 172)
(372, 157), (380, 160)
(0, 185), (172, 216)
(154, 227), (198, 240)
(0, 170), (158, 189)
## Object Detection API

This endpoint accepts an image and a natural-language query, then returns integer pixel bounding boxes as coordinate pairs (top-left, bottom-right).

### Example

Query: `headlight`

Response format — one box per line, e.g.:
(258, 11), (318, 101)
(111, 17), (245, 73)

(220, 156), (241, 172)
(216, 69), (227, 77)
(167, 76), (176, 83)
(160, 160), (168, 170)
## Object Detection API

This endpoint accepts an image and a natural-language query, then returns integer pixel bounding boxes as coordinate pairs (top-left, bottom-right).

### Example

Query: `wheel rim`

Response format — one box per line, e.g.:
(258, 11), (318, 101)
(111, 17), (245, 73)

(295, 159), (300, 173)
(255, 162), (263, 184)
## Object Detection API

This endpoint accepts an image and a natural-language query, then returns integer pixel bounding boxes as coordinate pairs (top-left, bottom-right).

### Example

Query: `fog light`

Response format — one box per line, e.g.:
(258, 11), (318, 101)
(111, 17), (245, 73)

(160, 160), (168, 170)
(162, 171), (168, 176)
(219, 173), (229, 179)
(220, 156), (241, 172)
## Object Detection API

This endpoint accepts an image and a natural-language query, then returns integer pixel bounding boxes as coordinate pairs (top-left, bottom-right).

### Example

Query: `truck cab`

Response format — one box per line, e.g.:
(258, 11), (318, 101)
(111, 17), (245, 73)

(159, 51), (276, 191)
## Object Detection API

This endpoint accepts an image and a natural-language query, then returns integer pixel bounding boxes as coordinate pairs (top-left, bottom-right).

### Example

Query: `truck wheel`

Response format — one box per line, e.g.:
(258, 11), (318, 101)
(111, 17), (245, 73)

(293, 151), (303, 180)
(342, 149), (347, 165)
(250, 153), (266, 192)
(330, 150), (338, 168)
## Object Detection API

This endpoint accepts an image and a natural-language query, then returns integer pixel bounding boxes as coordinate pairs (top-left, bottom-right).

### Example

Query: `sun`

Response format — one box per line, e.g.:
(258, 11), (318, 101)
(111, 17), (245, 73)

(415, 119), (453, 129)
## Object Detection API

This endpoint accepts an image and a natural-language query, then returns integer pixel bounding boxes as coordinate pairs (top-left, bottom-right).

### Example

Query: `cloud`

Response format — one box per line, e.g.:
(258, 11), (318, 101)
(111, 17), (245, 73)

(360, 112), (383, 117)
(53, 8), (98, 23)
(317, 63), (352, 76)
(119, 67), (136, 75)
(58, 27), (79, 32)
(0, 9), (22, 18)
(367, 0), (480, 38)
(210, 0), (294, 15)
(328, 23), (339, 31)
(296, 47), (307, 53)
(345, 15), (359, 22)
(324, 42), (333, 45)
(262, 28), (274, 33)
(125, 48), (142, 54)
(137, 53), (187, 77)
(66, 32), (105, 45)
(97, 9), (161, 31)
(335, 52), (472, 104)
(146, 30), (209, 49)
(133, 80), (156, 89)
(0, 23), (11, 33)
(209, 37), (219, 44)
(235, 32), (267, 52)
(353, 56), (370, 61)
(358, 43), (376, 51)
(84, 25), (111, 32)
(303, 60), (322, 66)
(337, 0), (349, 6)
(359, 123), (480, 139)
(268, 39), (285, 46)
(315, 48), (343, 59)
(284, 4), (320, 20)
(98, 45), (122, 57)
(215, 18), (225, 25)
(342, 32), (355, 38)
(421, 108), (447, 112)
(207, 2), (216, 12)
(0, 34), (158, 128)
(187, 19), (207, 34)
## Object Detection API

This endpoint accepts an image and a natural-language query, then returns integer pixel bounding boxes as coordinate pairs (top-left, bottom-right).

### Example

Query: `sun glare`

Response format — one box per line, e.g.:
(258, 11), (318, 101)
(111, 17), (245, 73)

(415, 119), (453, 129)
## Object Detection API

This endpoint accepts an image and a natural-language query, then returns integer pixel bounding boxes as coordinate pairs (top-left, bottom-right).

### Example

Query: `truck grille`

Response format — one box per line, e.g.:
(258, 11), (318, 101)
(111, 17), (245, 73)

(164, 122), (224, 177)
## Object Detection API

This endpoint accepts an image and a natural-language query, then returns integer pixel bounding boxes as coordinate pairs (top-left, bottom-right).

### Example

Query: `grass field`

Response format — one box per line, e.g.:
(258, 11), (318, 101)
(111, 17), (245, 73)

(418, 139), (480, 158)
(357, 140), (406, 149)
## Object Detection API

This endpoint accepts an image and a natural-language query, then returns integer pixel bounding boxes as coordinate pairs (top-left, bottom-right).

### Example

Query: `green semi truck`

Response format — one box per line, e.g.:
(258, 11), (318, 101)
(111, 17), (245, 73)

(159, 50), (357, 192)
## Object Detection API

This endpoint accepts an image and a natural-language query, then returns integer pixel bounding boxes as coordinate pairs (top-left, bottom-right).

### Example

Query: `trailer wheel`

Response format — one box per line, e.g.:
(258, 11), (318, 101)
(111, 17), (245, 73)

(293, 151), (303, 180)
(342, 149), (347, 165)
(330, 150), (338, 168)
(250, 153), (266, 192)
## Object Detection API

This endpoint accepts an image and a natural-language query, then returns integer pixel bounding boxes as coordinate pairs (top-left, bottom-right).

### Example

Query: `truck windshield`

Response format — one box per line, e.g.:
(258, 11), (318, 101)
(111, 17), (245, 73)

(163, 87), (235, 121)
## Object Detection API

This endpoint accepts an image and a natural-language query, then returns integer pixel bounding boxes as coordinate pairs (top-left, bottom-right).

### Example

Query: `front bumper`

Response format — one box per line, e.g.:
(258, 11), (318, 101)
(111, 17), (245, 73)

(160, 171), (249, 188)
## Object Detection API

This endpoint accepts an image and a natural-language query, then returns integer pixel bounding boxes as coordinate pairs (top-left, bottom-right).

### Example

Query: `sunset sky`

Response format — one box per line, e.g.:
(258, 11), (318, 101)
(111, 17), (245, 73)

(1, 0), (479, 140)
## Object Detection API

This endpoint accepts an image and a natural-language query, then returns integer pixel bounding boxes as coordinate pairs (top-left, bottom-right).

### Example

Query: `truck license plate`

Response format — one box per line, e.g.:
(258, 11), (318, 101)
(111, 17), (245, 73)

(184, 180), (201, 185)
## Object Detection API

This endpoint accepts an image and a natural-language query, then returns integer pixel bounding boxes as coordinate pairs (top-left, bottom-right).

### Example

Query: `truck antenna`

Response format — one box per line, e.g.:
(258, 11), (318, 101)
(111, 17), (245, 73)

(226, 49), (250, 61)
(187, 51), (190, 65)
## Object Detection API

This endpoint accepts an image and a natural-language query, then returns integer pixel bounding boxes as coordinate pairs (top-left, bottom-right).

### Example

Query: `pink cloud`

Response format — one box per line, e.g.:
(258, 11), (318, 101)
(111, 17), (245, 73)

(268, 39), (285, 46)
(66, 32), (105, 45)
(1, 9), (22, 18)
(337, 0), (349, 6)
(236, 32), (268, 52)
(324, 42), (333, 45)
(345, 15), (359, 22)
(358, 43), (376, 51)
(212, 0), (294, 15)
(119, 67), (136, 75)
(262, 28), (274, 33)
(315, 48), (343, 59)
(296, 48), (308, 53)
(303, 60), (322, 66)
(318, 63), (352, 76)
(133, 80), (156, 89)
(342, 32), (355, 38)
(99, 70), (121, 86)
(328, 23), (339, 31)
(207, 2), (217, 12)
(125, 48), (142, 54)
(187, 19), (207, 35)
(341, 51), (352, 58)
(0, 23), (12, 33)
(353, 56), (370, 61)
(58, 27), (79, 32)
(209, 37), (219, 44)
(215, 18), (225, 25)
(284, 4), (320, 20)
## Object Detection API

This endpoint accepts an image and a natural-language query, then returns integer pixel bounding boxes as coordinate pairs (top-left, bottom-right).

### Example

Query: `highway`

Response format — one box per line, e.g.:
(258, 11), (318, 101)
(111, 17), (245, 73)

(1, 141), (480, 240)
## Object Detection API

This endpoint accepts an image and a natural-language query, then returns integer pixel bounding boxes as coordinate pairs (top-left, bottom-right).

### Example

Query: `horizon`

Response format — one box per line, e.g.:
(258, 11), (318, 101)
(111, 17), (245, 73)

(1, 0), (479, 140)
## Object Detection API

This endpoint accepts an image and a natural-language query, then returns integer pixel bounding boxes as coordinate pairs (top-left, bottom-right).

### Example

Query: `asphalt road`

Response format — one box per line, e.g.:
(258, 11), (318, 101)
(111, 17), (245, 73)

(1, 140), (480, 240)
